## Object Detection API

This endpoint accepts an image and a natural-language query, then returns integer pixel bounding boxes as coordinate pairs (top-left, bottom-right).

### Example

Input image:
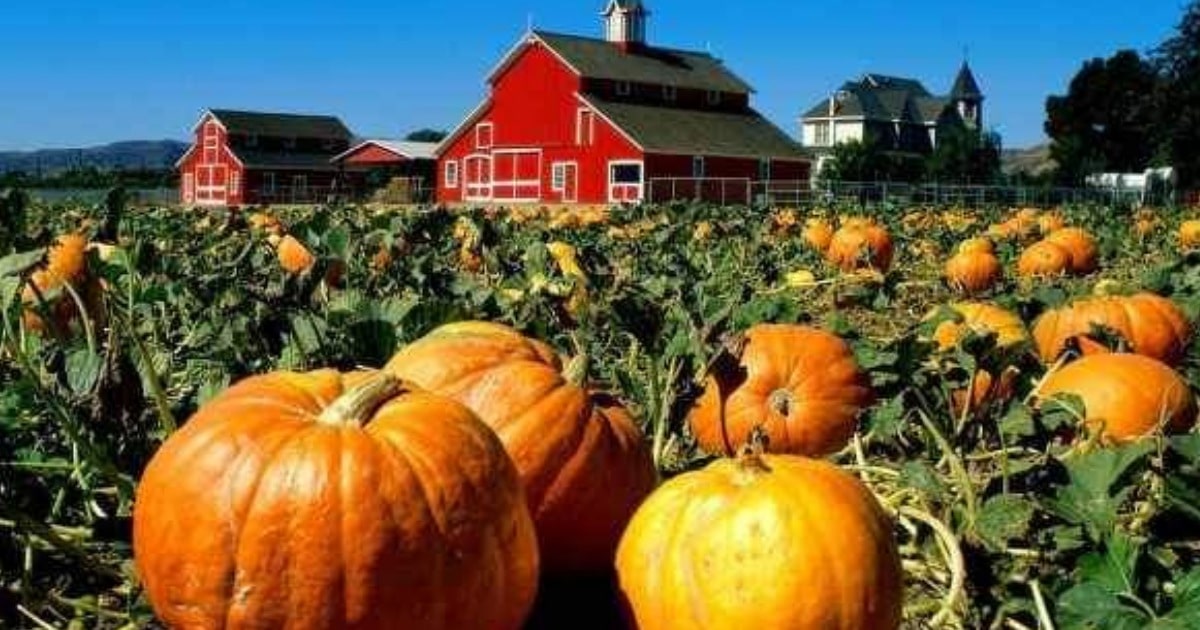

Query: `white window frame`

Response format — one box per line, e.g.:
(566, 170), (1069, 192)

(615, 80), (632, 97)
(576, 108), (595, 146)
(707, 90), (722, 106)
(444, 160), (460, 188)
(663, 85), (678, 102)
(692, 156), (706, 179)
(560, 162), (578, 203)
(475, 122), (494, 149)
(202, 122), (219, 164)
(759, 158), (772, 181)
(551, 162), (567, 192)
(292, 174), (307, 191)
(463, 154), (493, 202)
(815, 123), (831, 146)
(607, 159), (644, 204)
(229, 171), (240, 195)
(181, 173), (195, 203)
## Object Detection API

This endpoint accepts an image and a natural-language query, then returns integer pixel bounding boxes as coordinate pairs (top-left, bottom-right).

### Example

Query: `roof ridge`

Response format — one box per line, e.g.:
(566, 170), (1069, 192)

(532, 29), (717, 59)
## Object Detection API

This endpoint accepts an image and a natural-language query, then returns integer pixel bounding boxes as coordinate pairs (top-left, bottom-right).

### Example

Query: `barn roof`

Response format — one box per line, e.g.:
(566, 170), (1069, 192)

(332, 140), (439, 163)
(208, 109), (353, 141)
(511, 31), (753, 94)
(231, 150), (342, 171)
(581, 95), (807, 160)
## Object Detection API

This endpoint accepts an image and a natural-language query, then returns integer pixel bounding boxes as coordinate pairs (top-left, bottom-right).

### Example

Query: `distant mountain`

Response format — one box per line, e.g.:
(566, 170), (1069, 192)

(1002, 143), (1056, 177)
(0, 140), (189, 174)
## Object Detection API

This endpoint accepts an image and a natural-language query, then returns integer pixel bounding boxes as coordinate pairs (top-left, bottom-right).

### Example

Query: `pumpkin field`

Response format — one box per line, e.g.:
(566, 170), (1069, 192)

(6, 194), (1200, 629)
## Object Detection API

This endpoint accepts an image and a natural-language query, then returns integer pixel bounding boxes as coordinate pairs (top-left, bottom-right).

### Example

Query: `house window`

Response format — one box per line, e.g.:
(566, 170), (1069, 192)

(663, 85), (677, 102)
(814, 123), (831, 146)
(263, 172), (276, 194)
(706, 90), (722, 106)
(576, 109), (595, 146)
(608, 161), (644, 203)
(182, 173), (195, 202)
(551, 163), (567, 191)
(475, 123), (494, 149)
(615, 80), (632, 97)
(444, 161), (460, 188)
(692, 156), (706, 178)
(293, 174), (307, 190)
(203, 122), (219, 164)
(758, 158), (772, 181)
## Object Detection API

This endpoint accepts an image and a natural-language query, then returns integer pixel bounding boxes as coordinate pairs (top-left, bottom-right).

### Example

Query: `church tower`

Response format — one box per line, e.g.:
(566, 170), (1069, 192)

(950, 61), (984, 131)
(602, 0), (648, 51)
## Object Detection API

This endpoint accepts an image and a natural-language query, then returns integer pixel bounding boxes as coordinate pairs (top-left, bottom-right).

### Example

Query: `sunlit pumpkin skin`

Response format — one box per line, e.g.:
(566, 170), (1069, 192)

(945, 250), (1002, 295)
(277, 235), (316, 275)
(1017, 240), (1072, 278)
(615, 453), (903, 630)
(1038, 354), (1197, 443)
(1032, 293), (1192, 365)
(688, 325), (874, 457)
(383, 322), (657, 574)
(827, 224), (895, 272)
(929, 302), (1030, 351)
(958, 237), (995, 255)
(1044, 228), (1099, 274)
(22, 234), (104, 335)
(1181, 220), (1200, 249)
(802, 218), (835, 252)
(1038, 213), (1066, 235)
(133, 370), (539, 630)
(951, 368), (1018, 417)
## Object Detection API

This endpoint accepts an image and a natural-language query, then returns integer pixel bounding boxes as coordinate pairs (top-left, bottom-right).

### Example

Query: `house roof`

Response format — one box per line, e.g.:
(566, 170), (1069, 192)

(950, 62), (983, 99)
(208, 109), (353, 141)
(581, 95), (807, 160)
(801, 73), (958, 124)
(230, 150), (342, 171)
(526, 30), (753, 94)
(332, 139), (439, 163)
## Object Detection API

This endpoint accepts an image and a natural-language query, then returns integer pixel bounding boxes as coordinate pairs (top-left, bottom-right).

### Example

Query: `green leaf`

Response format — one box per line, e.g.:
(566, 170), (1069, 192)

(976, 495), (1035, 550)
(65, 349), (103, 395)
(1076, 533), (1140, 594)
(867, 396), (907, 441)
(1047, 443), (1152, 538)
(1057, 582), (1148, 630)
(0, 248), (45, 277)
(1000, 403), (1037, 440)
(1165, 569), (1200, 623)
(899, 461), (946, 502)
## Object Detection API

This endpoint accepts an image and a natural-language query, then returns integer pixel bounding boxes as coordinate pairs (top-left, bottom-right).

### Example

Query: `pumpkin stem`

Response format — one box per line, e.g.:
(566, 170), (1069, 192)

(767, 389), (794, 417)
(737, 427), (773, 475)
(564, 354), (590, 387)
(317, 373), (405, 427)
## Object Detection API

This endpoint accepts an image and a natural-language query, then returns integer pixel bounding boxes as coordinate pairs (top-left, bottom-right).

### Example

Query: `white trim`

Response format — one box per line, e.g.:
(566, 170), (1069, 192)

(435, 99), (492, 157)
(475, 122), (494, 150)
(574, 93), (645, 151)
(557, 161), (579, 202)
(551, 160), (577, 193)
(607, 159), (644, 204)
(576, 107), (595, 146)
(444, 160), (460, 189)
(490, 148), (542, 202)
(463, 153), (493, 202)
(190, 110), (228, 134)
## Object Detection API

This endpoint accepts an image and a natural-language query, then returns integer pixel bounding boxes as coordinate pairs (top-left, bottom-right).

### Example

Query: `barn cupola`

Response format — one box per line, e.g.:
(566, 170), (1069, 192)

(602, 0), (649, 52)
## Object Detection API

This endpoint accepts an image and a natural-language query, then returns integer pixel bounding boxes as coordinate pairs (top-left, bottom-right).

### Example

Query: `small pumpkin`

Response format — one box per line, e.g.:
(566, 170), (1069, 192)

(826, 223), (895, 272)
(945, 250), (1002, 295)
(1037, 354), (1197, 443)
(801, 218), (834, 252)
(688, 324), (874, 457)
(134, 370), (539, 629)
(1032, 292), (1192, 365)
(22, 234), (103, 335)
(1044, 228), (1099, 274)
(929, 302), (1030, 352)
(1180, 220), (1200, 249)
(1017, 240), (1072, 278)
(277, 235), (316, 275)
(616, 452), (903, 630)
(384, 322), (656, 574)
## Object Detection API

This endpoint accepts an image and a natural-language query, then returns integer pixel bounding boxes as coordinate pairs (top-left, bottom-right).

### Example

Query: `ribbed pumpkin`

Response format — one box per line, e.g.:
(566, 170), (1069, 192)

(1017, 240), (1072, 278)
(277, 235), (316, 274)
(1038, 354), (1197, 443)
(688, 325), (874, 457)
(826, 223), (895, 272)
(1038, 213), (1066, 235)
(958, 237), (995, 255)
(134, 370), (539, 630)
(1032, 292), (1192, 365)
(616, 452), (903, 630)
(383, 322), (656, 574)
(929, 302), (1030, 351)
(1181, 220), (1200, 249)
(1044, 228), (1099, 274)
(802, 218), (835, 252)
(945, 250), (1002, 295)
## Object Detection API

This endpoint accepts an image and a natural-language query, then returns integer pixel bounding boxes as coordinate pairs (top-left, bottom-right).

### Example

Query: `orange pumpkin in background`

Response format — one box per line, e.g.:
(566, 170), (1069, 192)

(1038, 213), (1066, 235)
(928, 302), (1030, 352)
(957, 237), (995, 255)
(802, 218), (835, 252)
(1180, 219), (1200, 249)
(1032, 292), (1192, 365)
(616, 452), (903, 630)
(134, 370), (539, 630)
(384, 322), (656, 574)
(1037, 354), (1197, 443)
(1017, 240), (1072, 278)
(1044, 228), (1099, 274)
(827, 223), (895, 272)
(277, 235), (316, 274)
(945, 250), (1002, 295)
(22, 233), (104, 335)
(688, 324), (874, 457)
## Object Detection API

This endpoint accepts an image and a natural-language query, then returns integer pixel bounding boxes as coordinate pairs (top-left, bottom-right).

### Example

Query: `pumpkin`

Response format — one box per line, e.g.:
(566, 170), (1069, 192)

(958, 237), (995, 255)
(1181, 220), (1200, 249)
(951, 368), (1018, 417)
(1038, 213), (1066, 234)
(826, 223), (895, 272)
(688, 325), (874, 457)
(1135, 217), (1157, 239)
(929, 302), (1030, 351)
(384, 322), (656, 574)
(134, 370), (539, 629)
(1044, 228), (1099, 274)
(616, 452), (903, 630)
(22, 234), (103, 335)
(1038, 354), (1197, 443)
(277, 235), (316, 275)
(801, 218), (834, 252)
(1017, 240), (1072, 278)
(945, 250), (1002, 295)
(1032, 293), (1192, 365)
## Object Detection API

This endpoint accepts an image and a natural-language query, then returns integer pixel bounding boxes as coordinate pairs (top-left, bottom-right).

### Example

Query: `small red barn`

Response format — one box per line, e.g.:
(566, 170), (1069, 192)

(332, 140), (439, 202)
(437, 0), (809, 206)
(177, 109), (353, 206)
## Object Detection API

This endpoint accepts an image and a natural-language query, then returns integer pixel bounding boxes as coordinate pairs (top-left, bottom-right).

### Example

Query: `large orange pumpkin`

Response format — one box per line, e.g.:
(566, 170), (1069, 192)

(1044, 228), (1099, 274)
(802, 218), (835, 252)
(827, 223), (895, 272)
(928, 302), (1030, 351)
(1017, 240), (1072, 278)
(1181, 220), (1200, 249)
(1038, 354), (1197, 443)
(945, 250), (1002, 295)
(958, 237), (995, 255)
(134, 370), (539, 630)
(616, 452), (903, 630)
(688, 325), (874, 457)
(384, 322), (656, 574)
(1032, 292), (1192, 365)
(277, 235), (316, 274)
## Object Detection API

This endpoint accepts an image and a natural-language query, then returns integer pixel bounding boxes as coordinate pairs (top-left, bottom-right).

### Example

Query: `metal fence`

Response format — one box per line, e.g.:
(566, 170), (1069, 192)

(29, 188), (178, 206)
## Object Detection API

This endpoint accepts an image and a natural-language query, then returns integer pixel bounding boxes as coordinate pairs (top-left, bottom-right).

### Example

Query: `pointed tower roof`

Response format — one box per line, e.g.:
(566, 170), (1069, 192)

(602, 0), (647, 15)
(950, 62), (983, 99)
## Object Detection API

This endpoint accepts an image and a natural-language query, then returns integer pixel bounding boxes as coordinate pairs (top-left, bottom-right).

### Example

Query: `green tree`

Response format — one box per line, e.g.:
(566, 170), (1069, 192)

(405, 129), (448, 143)
(818, 139), (893, 182)
(926, 127), (1003, 184)
(1154, 1), (1200, 187)
(1044, 50), (1163, 184)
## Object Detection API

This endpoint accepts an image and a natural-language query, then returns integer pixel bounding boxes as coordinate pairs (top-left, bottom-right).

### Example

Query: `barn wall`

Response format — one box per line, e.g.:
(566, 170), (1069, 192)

(180, 114), (244, 207)
(342, 145), (407, 165)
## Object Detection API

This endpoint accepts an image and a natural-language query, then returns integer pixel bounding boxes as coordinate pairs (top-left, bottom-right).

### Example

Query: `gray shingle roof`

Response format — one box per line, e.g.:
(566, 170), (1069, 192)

(950, 62), (983, 99)
(583, 96), (806, 159)
(533, 31), (752, 94)
(209, 110), (353, 141)
(231, 150), (342, 171)
(802, 72), (967, 124)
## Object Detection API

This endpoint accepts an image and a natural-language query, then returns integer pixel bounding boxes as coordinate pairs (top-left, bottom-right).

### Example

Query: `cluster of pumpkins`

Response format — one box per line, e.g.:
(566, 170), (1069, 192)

(133, 321), (906, 629)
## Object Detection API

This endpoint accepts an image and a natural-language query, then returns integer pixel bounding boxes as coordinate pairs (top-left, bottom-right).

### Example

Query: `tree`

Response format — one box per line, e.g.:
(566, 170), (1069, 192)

(1154, 1), (1200, 187)
(405, 129), (448, 143)
(926, 127), (1003, 184)
(1044, 50), (1163, 184)
(818, 139), (893, 183)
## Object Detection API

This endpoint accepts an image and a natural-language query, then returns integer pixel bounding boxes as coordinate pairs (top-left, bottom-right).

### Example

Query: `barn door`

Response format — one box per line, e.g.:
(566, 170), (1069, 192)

(492, 150), (540, 201)
(464, 155), (492, 201)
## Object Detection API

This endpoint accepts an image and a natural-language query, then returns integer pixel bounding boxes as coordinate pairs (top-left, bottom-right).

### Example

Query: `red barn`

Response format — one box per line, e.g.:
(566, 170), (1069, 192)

(437, 0), (809, 206)
(177, 109), (353, 206)
(332, 140), (439, 202)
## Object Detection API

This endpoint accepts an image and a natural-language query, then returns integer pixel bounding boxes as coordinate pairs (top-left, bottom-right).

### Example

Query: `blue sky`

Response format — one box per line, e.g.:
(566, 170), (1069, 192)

(0, 0), (1185, 151)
